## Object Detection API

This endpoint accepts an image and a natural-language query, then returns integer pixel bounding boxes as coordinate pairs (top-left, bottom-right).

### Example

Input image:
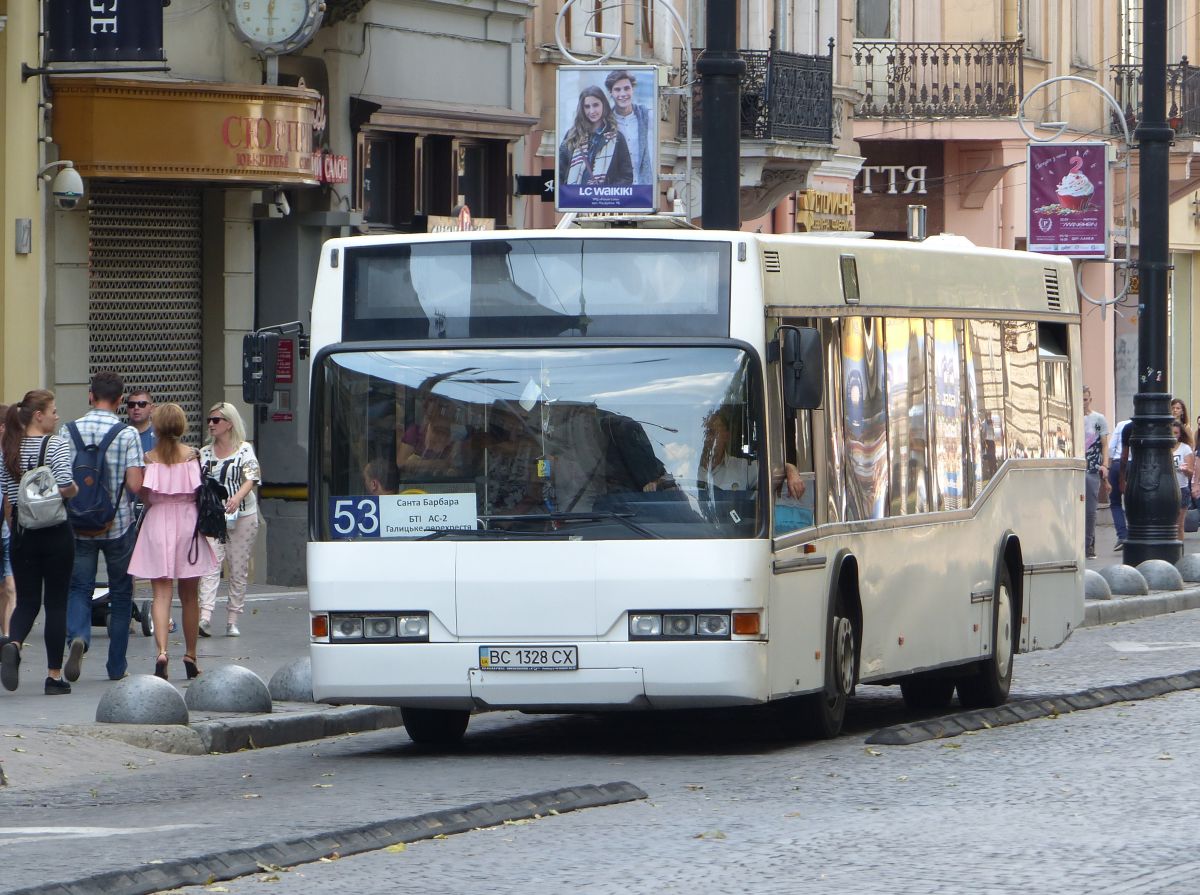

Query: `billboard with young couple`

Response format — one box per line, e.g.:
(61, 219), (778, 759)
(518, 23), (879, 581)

(555, 65), (658, 213)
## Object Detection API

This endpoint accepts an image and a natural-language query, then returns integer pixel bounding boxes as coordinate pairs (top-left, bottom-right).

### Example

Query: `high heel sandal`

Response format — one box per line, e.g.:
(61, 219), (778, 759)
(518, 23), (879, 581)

(182, 656), (201, 680)
(154, 652), (169, 681)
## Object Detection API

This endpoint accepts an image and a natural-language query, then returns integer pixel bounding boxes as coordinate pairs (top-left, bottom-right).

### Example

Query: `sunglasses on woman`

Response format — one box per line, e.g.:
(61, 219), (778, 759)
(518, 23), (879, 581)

(207, 417), (226, 425)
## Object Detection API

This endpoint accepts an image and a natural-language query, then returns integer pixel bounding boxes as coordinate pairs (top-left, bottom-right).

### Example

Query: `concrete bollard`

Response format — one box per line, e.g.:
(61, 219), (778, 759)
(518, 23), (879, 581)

(1176, 553), (1200, 582)
(1098, 564), (1149, 596)
(1137, 559), (1184, 592)
(1083, 569), (1112, 600)
(185, 665), (273, 714)
(268, 656), (314, 703)
(96, 674), (189, 725)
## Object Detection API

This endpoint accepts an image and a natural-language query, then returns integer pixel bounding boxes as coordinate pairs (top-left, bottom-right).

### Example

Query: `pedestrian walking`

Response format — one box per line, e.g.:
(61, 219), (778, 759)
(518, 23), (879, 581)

(197, 403), (260, 638)
(1082, 386), (1109, 559)
(0, 405), (15, 639)
(61, 371), (145, 682)
(0, 391), (79, 695)
(128, 404), (217, 680)
(1109, 417), (1132, 550)
(1172, 420), (1194, 542)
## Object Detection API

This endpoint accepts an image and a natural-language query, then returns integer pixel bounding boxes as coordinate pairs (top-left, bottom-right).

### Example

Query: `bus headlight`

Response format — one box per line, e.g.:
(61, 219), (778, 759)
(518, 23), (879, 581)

(396, 614), (430, 640)
(629, 614), (662, 637)
(696, 614), (731, 637)
(365, 616), (396, 639)
(331, 616), (364, 640)
(629, 611), (733, 640)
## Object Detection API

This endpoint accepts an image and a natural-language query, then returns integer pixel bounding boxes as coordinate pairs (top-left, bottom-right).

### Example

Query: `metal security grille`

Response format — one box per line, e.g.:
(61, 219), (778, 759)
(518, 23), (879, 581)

(88, 184), (204, 441)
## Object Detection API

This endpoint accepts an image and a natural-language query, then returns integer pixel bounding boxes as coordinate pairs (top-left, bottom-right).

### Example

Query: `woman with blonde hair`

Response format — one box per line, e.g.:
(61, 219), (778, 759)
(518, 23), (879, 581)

(0, 390), (79, 694)
(198, 402), (261, 637)
(128, 403), (216, 680)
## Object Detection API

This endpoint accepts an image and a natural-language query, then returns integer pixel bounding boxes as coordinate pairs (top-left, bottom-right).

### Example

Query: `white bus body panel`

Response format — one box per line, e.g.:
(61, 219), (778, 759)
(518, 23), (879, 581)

(309, 539), (775, 710)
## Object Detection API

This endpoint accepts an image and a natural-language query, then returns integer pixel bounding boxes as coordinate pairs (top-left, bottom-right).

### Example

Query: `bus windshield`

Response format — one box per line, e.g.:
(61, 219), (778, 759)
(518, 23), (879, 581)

(316, 346), (763, 541)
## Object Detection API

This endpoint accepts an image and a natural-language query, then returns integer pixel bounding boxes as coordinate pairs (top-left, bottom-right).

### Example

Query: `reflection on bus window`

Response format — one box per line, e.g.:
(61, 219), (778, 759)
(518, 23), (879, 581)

(931, 319), (965, 511)
(965, 319), (1006, 497)
(842, 317), (888, 521)
(1004, 321), (1042, 459)
(885, 317), (930, 515)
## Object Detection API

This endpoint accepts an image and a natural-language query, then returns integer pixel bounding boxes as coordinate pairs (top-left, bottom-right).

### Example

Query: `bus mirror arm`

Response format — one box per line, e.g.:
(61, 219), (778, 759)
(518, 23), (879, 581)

(775, 325), (823, 411)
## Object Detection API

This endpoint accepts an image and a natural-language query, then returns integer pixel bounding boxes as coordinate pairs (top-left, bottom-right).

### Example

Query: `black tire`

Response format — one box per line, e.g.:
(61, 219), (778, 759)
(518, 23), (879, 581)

(400, 706), (470, 746)
(139, 599), (153, 637)
(899, 675), (956, 711)
(957, 562), (1016, 709)
(796, 604), (856, 739)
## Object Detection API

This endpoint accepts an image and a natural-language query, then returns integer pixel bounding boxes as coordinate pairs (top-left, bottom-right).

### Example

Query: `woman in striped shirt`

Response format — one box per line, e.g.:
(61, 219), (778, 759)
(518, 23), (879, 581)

(0, 390), (79, 695)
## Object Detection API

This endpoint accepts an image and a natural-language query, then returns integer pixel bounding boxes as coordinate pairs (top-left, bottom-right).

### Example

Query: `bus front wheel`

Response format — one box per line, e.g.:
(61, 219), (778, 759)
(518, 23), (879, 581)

(798, 608), (856, 739)
(400, 706), (470, 746)
(956, 562), (1015, 709)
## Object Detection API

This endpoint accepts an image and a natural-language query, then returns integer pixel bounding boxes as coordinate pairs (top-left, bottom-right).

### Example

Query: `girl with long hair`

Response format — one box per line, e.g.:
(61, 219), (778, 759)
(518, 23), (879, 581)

(198, 402), (261, 637)
(1173, 420), (1195, 542)
(0, 390), (79, 694)
(558, 86), (633, 187)
(128, 403), (217, 680)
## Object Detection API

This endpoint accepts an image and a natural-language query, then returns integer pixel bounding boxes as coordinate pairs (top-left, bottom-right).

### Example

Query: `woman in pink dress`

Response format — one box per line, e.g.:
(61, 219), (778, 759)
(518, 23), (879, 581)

(128, 404), (217, 680)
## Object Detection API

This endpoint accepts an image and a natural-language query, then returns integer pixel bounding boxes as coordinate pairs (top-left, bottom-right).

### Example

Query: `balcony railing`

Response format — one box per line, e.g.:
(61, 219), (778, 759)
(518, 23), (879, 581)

(677, 40), (834, 144)
(852, 40), (1024, 118)
(1111, 59), (1200, 138)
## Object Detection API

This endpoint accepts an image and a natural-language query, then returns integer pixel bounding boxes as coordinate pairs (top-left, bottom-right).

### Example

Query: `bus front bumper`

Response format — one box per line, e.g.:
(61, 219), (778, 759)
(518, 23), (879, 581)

(311, 641), (769, 711)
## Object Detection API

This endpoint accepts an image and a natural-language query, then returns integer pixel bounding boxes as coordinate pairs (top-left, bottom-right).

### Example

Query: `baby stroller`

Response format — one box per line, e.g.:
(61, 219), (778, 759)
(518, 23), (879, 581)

(90, 584), (154, 638)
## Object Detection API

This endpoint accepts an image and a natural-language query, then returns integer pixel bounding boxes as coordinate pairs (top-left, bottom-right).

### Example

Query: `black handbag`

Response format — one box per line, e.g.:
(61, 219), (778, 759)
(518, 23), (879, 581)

(189, 457), (229, 565)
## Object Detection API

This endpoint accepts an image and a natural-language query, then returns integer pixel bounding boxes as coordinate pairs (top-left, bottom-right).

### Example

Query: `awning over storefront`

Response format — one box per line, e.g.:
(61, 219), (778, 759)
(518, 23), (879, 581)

(50, 77), (322, 185)
(354, 95), (537, 139)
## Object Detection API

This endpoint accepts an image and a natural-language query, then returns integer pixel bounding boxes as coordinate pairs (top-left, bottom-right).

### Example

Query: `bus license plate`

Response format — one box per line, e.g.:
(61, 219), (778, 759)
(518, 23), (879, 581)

(479, 646), (578, 671)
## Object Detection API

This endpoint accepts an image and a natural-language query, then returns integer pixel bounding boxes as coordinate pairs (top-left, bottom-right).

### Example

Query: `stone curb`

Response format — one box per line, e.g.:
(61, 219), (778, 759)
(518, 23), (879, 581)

(865, 668), (1200, 746)
(61, 705), (405, 756)
(1084, 586), (1200, 626)
(8, 781), (648, 895)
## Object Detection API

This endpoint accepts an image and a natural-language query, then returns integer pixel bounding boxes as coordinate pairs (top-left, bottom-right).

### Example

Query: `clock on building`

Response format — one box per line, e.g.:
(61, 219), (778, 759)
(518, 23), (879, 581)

(224, 0), (326, 56)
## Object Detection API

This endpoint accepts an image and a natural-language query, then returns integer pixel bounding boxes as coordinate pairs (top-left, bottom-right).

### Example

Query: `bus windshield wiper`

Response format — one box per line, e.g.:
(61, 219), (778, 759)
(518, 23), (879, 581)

(478, 511), (662, 539)
(416, 527), (553, 541)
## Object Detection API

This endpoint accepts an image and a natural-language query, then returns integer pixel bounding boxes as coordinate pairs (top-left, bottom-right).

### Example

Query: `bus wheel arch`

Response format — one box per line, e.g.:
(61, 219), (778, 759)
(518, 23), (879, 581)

(957, 534), (1022, 708)
(797, 550), (862, 739)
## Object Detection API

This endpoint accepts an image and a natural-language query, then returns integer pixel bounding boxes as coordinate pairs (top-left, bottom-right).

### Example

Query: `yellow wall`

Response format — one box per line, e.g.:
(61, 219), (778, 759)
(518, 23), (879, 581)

(1, 1), (46, 399)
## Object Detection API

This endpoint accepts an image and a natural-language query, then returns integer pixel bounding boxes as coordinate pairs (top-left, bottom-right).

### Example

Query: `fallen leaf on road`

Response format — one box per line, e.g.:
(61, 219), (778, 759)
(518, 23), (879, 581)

(897, 776), (909, 782)
(784, 812), (802, 818)
(1158, 753), (1174, 760)
(12, 747), (26, 753)
(206, 888), (230, 893)
(242, 793), (261, 799)
(694, 830), (727, 840)
(940, 743), (962, 750)
(684, 783), (704, 791)
(864, 748), (882, 757)
(3, 733), (23, 738)
(503, 818), (534, 826)
(256, 863), (285, 873)
(385, 844), (408, 853)
(258, 875), (281, 882)
(313, 784), (332, 788)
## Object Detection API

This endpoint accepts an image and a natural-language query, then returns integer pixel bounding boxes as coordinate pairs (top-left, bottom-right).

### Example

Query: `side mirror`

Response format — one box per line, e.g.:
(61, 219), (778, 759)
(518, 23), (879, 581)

(242, 332), (281, 405)
(779, 326), (823, 410)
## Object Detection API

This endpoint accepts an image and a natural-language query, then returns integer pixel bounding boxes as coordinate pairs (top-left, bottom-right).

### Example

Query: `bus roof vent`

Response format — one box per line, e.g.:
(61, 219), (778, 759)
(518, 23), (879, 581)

(763, 250), (782, 273)
(1044, 268), (1062, 311)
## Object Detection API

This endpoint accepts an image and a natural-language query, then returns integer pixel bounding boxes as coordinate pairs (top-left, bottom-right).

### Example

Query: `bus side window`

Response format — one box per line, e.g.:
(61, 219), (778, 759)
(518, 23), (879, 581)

(776, 317), (818, 535)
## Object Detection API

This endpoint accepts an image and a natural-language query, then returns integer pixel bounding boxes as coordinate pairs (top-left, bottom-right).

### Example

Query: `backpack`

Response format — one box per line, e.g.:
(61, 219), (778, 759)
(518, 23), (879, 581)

(65, 421), (127, 535)
(16, 436), (68, 531)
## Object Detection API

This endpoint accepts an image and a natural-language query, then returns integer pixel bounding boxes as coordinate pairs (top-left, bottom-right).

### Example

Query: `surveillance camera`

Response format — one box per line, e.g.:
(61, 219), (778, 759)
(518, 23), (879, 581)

(51, 166), (84, 211)
(273, 190), (290, 217)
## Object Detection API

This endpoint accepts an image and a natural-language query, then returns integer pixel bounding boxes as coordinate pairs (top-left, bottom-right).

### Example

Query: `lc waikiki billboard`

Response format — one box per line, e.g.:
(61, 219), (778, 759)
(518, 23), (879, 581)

(1028, 142), (1110, 258)
(556, 65), (658, 213)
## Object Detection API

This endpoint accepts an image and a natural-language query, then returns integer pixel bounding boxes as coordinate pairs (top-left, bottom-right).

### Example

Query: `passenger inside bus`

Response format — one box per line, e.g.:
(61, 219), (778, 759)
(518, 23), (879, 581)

(362, 456), (399, 496)
(482, 404), (543, 514)
(395, 391), (473, 478)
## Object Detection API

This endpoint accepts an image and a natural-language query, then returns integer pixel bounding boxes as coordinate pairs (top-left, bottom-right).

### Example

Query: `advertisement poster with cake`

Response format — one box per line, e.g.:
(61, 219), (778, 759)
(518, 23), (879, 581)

(1028, 142), (1109, 257)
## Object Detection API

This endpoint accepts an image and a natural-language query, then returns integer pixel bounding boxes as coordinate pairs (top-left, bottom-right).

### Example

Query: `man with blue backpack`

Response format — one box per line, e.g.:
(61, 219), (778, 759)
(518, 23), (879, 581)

(61, 371), (145, 682)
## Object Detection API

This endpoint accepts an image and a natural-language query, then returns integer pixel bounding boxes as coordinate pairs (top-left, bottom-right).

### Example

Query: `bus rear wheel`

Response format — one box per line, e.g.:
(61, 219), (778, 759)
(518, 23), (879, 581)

(400, 707), (470, 746)
(956, 563), (1015, 709)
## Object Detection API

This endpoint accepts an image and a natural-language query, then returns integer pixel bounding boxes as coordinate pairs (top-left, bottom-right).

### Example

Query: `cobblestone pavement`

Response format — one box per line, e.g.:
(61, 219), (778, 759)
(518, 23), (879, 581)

(2, 608), (1200, 894)
(159, 689), (1200, 895)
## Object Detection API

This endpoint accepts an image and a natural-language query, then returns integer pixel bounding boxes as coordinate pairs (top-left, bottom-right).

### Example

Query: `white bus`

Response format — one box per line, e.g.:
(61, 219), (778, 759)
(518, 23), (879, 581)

(290, 228), (1084, 744)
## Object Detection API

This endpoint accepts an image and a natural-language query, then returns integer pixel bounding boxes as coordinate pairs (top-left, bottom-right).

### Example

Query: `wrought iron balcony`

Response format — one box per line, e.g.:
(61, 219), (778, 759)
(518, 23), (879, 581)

(852, 40), (1024, 118)
(1111, 59), (1200, 138)
(677, 40), (834, 144)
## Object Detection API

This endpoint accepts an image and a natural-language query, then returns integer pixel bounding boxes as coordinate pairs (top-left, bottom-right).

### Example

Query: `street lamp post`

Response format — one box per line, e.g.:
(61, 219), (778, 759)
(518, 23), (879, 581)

(1124, 0), (1181, 566)
(697, 0), (743, 230)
